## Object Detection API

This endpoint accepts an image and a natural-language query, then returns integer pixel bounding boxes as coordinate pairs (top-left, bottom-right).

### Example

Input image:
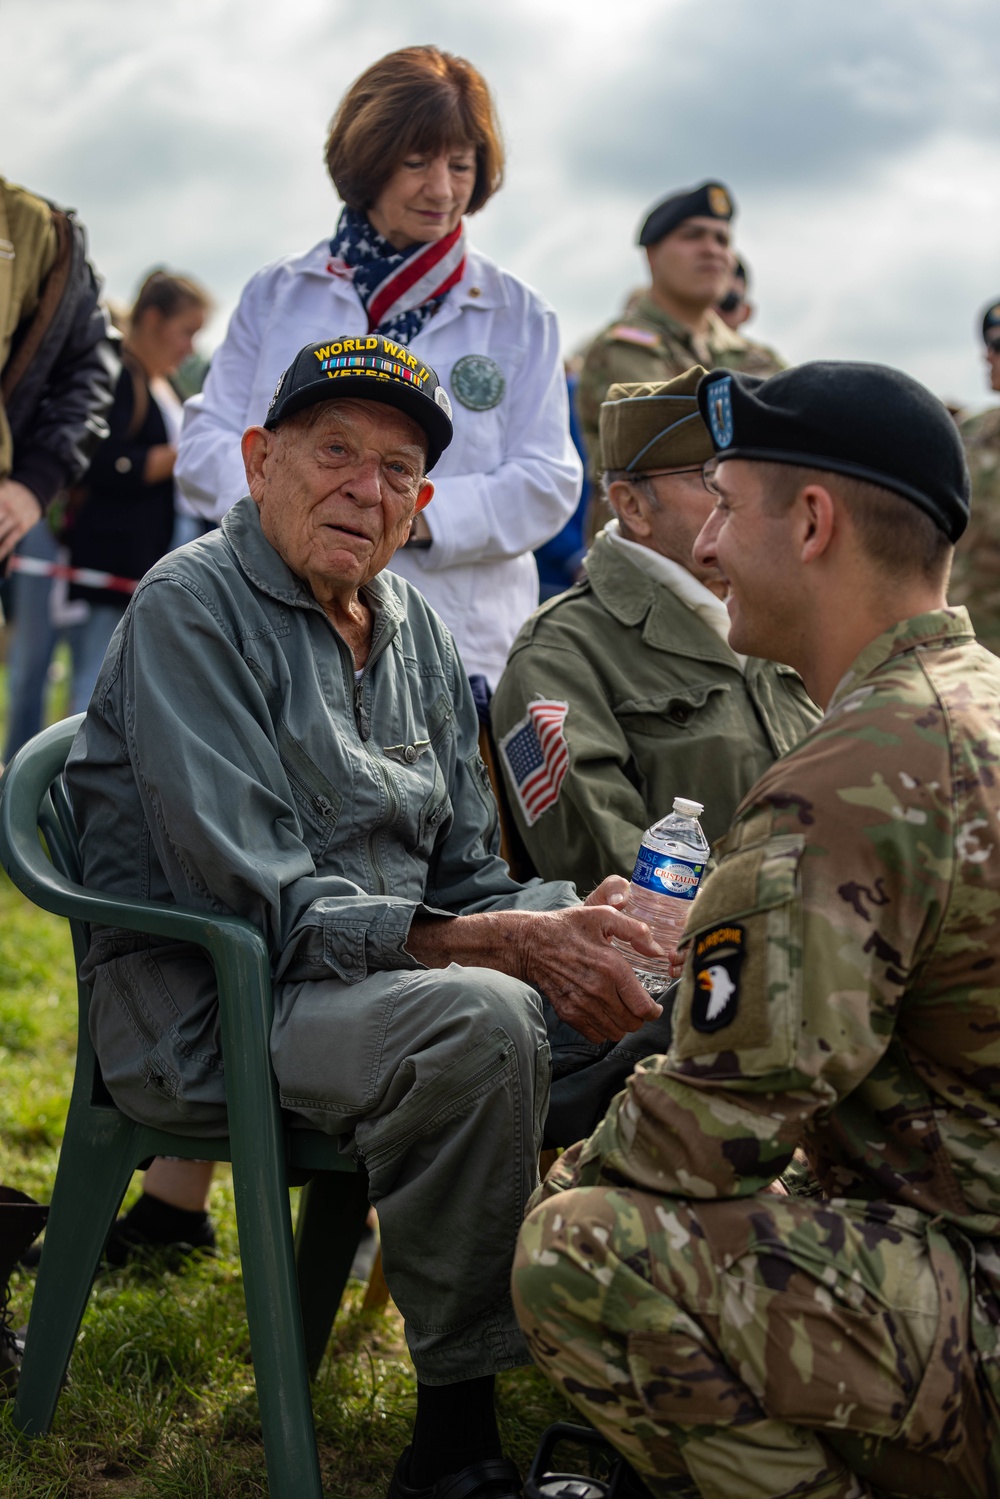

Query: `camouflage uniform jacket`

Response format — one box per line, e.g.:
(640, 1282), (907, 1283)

(576, 295), (785, 537)
(547, 608), (1000, 1252)
(491, 531), (818, 890)
(951, 404), (1000, 653)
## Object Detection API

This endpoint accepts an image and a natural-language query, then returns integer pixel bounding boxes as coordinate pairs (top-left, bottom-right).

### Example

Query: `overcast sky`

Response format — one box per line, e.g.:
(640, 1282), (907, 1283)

(4, 0), (1000, 407)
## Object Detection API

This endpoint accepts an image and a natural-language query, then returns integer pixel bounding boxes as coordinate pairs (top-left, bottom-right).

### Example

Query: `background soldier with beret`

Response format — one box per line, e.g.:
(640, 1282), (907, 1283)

(950, 298), (1000, 653)
(514, 361), (1000, 1496)
(577, 180), (786, 539)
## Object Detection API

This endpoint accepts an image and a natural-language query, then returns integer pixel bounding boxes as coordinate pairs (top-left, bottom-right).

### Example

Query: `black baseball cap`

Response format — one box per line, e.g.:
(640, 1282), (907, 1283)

(263, 333), (454, 471)
(638, 181), (735, 248)
(697, 361), (970, 542)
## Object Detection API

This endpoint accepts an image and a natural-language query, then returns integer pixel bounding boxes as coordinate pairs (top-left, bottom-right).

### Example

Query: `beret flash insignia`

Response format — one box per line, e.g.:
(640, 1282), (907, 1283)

(705, 375), (734, 448)
(707, 184), (732, 218)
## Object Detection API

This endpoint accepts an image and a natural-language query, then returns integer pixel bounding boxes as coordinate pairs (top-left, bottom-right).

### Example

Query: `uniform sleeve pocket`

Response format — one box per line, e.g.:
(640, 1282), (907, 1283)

(670, 834), (805, 1073)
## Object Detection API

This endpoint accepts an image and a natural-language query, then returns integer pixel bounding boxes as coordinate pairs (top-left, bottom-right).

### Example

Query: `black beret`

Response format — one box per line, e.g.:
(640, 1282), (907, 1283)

(981, 300), (1000, 342)
(264, 333), (454, 471)
(638, 181), (735, 248)
(697, 361), (970, 543)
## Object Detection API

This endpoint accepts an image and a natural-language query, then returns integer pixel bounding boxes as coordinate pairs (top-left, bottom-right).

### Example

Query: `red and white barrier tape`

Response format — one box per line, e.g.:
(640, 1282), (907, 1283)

(7, 556), (139, 595)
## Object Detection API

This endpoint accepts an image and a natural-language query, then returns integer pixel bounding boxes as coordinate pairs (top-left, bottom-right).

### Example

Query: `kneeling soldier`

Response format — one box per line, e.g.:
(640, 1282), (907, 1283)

(513, 361), (1000, 1499)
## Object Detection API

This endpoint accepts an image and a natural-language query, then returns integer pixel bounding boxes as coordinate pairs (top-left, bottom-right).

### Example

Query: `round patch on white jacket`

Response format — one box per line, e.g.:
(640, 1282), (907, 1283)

(451, 354), (505, 411)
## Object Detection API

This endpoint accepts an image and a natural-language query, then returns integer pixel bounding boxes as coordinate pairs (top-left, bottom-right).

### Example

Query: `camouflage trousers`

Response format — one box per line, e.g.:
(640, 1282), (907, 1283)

(512, 1187), (999, 1499)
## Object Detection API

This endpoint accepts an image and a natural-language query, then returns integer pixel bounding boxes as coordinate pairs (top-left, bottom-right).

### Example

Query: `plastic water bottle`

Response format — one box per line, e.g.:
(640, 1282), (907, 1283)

(611, 797), (710, 996)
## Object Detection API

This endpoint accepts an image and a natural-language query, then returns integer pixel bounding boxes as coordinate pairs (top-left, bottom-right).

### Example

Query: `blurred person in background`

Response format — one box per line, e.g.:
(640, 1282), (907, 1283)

(715, 255), (753, 329)
(950, 297), (1000, 654)
(715, 254), (784, 366)
(1, 173), (117, 764)
(60, 269), (211, 712)
(0, 171), (115, 1391)
(533, 359), (590, 601)
(577, 182), (785, 539)
(176, 44), (580, 691)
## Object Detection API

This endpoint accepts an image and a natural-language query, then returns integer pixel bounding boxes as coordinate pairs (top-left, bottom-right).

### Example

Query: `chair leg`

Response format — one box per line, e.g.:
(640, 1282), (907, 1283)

(229, 1134), (324, 1499)
(295, 1170), (372, 1380)
(14, 1110), (139, 1435)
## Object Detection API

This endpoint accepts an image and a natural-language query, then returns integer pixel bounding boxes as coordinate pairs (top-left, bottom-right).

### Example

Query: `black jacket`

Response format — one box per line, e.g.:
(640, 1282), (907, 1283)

(67, 364), (175, 607)
(5, 206), (119, 508)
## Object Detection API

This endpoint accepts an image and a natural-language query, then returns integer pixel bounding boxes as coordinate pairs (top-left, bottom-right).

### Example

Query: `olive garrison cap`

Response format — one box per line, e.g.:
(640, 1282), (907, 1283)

(981, 300), (1000, 342)
(600, 366), (714, 472)
(638, 181), (735, 248)
(697, 362), (970, 542)
(264, 333), (454, 471)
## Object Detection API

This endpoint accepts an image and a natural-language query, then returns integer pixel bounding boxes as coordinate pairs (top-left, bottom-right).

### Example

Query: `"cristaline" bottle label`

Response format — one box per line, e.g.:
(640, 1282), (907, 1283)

(631, 847), (705, 900)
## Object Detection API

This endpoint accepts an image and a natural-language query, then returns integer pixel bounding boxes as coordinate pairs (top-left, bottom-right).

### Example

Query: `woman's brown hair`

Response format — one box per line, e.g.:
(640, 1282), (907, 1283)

(325, 46), (504, 216)
(131, 268), (211, 325)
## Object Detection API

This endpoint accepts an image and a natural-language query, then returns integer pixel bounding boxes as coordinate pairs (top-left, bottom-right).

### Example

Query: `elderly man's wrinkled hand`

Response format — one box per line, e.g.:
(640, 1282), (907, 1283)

(584, 874), (630, 910)
(514, 905), (664, 1045)
(585, 872), (687, 980)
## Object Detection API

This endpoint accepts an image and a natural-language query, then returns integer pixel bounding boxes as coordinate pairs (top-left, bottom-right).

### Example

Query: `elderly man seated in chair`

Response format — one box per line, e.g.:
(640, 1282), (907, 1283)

(66, 336), (665, 1499)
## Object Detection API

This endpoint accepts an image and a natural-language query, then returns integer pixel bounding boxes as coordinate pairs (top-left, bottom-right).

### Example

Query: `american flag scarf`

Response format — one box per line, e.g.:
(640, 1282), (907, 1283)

(327, 206), (467, 345)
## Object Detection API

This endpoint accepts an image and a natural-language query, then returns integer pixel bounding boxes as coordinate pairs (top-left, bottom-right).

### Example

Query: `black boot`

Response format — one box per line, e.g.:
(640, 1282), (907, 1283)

(103, 1193), (216, 1268)
(0, 1186), (48, 1396)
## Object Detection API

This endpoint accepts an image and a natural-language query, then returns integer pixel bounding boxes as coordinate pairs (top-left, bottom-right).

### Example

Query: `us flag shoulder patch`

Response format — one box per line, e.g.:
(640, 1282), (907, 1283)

(609, 324), (660, 349)
(498, 700), (570, 827)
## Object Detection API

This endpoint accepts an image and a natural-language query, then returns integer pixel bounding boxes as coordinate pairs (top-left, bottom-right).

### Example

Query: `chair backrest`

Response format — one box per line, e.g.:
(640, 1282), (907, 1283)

(1, 715), (115, 1106)
(2, 715), (90, 913)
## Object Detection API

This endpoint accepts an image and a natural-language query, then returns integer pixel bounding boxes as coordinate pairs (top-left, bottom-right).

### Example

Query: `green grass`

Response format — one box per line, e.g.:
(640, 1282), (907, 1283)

(0, 649), (573, 1495)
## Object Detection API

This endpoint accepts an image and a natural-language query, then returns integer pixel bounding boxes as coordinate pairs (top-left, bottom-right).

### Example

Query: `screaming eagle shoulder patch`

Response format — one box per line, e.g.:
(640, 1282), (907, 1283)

(691, 923), (745, 1033)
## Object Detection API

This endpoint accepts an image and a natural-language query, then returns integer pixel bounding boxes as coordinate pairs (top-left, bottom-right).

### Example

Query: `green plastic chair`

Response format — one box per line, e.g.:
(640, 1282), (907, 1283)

(0, 715), (372, 1499)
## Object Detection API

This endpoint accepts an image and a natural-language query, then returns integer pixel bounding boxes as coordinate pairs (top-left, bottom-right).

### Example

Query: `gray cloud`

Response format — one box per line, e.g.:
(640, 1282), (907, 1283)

(562, 0), (1000, 201)
(3, 0), (1000, 405)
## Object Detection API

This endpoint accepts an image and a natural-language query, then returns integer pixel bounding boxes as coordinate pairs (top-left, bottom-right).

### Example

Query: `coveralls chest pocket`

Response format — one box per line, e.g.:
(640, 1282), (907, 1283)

(383, 738), (454, 857)
(276, 721), (343, 862)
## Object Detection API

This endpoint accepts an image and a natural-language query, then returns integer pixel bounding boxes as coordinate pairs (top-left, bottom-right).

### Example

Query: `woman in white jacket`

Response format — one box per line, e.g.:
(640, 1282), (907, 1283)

(176, 45), (580, 687)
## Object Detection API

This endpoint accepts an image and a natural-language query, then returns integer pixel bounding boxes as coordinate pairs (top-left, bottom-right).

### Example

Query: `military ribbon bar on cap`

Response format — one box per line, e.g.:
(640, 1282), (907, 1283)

(499, 700), (570, 827)
(705, 376), (734, 448)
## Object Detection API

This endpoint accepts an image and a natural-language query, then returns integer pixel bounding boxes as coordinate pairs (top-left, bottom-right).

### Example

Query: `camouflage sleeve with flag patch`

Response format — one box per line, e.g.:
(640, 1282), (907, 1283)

(537, 615), (1000, 1235)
